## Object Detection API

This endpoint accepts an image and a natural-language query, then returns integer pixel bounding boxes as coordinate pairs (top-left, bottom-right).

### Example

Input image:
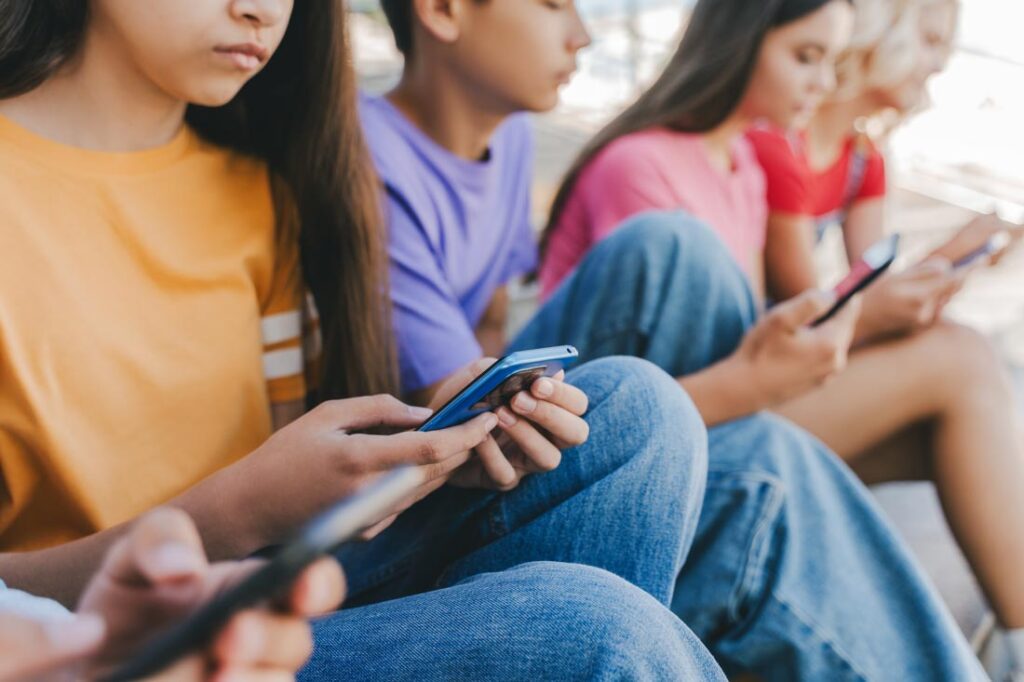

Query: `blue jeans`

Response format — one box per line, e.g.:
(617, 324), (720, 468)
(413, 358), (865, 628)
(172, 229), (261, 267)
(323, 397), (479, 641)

(510, 211), (986, 681)
(301, 357), (726, 680)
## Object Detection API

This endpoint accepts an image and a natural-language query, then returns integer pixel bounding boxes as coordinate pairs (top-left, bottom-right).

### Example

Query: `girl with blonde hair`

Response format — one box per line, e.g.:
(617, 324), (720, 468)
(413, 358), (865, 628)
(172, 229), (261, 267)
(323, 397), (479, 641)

(746, 2), (1024, 678)
(538, 0), (1024, 677)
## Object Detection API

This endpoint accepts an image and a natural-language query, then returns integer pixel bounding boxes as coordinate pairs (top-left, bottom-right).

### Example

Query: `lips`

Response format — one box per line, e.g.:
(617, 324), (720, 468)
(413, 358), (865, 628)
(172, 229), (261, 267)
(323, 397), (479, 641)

(214, 42), (269, 71)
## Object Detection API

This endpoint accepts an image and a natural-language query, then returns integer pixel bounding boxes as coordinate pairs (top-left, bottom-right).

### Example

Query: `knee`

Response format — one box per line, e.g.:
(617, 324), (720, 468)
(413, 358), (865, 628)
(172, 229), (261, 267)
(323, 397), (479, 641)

(510, 563), (722, 680)
(918, 321), (1012, 400)
(596, 210), (737, 283)
(568, 356), (708, 511)
(571, 357), (707, 467)
(709, 413), (858, 508)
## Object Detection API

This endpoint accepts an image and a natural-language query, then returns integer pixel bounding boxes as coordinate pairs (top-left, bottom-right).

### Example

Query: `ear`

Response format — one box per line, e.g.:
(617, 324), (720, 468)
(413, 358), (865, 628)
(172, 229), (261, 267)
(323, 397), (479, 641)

(411, 0), (468, 47)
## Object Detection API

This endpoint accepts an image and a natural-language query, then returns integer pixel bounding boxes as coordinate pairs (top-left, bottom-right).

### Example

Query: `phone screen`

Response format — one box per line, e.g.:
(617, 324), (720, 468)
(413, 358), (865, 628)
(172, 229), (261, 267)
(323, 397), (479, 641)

(813, 234), (899, 327)
(471, 366), (547, 410)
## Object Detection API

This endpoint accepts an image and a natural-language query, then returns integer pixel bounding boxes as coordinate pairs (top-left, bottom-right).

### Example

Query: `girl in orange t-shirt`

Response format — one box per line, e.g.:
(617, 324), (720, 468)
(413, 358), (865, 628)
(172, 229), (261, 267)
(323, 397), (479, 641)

(0, 1), (516, 606)
(0, 9), (708, 682)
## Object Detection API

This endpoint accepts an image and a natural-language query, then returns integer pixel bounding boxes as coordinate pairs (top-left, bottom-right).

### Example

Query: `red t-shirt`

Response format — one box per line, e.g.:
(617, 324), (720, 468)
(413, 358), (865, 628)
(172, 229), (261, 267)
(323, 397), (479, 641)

(746, 126), (886, 218)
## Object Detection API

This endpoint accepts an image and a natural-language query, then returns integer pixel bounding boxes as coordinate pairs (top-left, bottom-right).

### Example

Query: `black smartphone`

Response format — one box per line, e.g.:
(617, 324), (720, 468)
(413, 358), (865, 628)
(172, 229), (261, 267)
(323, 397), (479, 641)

(812, 234), (900, 327)
(102, 466), (422, 682)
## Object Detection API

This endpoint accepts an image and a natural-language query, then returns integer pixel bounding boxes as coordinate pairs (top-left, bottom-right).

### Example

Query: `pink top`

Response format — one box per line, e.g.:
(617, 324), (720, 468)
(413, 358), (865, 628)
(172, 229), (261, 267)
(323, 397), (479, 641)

(540, 128), (768, 299)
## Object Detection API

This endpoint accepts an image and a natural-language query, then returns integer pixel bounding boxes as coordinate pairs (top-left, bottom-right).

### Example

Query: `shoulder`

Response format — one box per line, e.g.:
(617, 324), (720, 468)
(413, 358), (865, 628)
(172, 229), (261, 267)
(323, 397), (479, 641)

(493, 113), (534, 154)
(745, 126), (810, 214)
(745, 126), (801, 176)
(356, 93), (436, 230)
(581, 129), (677, 185)
(491, 113), (535, 188)
(357, 93), (420, 182)
(851, 133), (887, 197)
(732, 134), (767, 187)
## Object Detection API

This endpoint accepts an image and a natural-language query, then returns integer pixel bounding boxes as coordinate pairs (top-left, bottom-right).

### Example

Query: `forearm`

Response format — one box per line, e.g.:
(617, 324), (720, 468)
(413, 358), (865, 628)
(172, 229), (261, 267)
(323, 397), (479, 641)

(0, 524), (129, 608)
(0, 461), (264, 607)
(679, 357), (766, 427)
(167, 463), (262, 562)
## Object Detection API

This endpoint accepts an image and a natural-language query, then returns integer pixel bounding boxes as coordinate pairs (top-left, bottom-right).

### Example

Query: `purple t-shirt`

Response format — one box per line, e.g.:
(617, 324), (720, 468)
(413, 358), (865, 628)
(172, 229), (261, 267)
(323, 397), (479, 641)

(359, 94), (537, 393)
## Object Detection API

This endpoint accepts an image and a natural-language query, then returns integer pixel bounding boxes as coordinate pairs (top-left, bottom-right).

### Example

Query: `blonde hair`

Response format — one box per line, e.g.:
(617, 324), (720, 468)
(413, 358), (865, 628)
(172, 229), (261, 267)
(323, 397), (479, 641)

(834, 0), (958, 102)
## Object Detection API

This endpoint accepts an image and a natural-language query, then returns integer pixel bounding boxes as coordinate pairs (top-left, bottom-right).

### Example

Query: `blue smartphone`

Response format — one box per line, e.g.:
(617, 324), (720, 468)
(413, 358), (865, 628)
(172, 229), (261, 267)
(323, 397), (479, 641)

(105, 346), (579, 681)
(418, 346), (580, 432)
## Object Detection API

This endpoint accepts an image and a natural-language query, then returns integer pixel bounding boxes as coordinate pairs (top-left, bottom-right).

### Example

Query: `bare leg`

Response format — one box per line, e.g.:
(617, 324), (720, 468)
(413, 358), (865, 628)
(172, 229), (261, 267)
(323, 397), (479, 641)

(776, 321), (1024, 627)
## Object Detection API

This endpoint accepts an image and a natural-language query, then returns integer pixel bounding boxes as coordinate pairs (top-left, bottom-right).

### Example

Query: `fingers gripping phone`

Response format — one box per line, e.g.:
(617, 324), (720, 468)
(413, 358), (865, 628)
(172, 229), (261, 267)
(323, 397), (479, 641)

(102, 466), (422, 682)
(105, 346), (579, 681)
(812, 234), (900, 327)
(953, 231), (1011, 270)
(419, 346), (580, 432)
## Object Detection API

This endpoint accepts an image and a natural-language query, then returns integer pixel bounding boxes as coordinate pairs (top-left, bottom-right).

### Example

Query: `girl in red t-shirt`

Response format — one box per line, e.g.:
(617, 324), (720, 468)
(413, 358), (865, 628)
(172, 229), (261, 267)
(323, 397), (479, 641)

(750, 0), (1024, 670)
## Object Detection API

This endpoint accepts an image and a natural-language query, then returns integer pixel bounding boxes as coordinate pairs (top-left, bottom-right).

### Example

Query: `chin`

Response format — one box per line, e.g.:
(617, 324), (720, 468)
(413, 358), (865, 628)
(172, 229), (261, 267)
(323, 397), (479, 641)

(187, 79), (250, 108)
(524, 91), (560, 114)
(766, 110), (800, 130)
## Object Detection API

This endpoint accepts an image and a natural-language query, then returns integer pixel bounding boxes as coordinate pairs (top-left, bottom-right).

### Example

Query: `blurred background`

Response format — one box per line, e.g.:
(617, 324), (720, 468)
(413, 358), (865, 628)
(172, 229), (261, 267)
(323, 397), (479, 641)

(347, 0), (1024, 647)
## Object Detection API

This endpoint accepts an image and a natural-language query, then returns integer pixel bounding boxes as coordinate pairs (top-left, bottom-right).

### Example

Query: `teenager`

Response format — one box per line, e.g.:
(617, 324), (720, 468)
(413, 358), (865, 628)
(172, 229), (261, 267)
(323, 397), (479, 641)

(538, 0), (1024, 674)
(0, 508), (344, 681)
(0, 1), (724, 679)
(368, 0), (984, 678)
(746, 1), (1024, 677)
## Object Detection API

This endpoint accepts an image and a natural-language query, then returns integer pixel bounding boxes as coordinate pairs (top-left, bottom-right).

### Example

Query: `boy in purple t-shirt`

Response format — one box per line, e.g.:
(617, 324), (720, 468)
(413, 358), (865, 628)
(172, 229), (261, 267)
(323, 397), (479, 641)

(361, 2), (987, 680)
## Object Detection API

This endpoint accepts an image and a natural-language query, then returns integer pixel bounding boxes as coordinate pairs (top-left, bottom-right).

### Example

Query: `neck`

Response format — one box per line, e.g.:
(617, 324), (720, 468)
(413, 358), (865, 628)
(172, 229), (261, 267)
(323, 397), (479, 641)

(0, 20), (186, 152)
(701, 112), (751, 174)
(388, 55), (508, 161)
(806, 94), (879, 154)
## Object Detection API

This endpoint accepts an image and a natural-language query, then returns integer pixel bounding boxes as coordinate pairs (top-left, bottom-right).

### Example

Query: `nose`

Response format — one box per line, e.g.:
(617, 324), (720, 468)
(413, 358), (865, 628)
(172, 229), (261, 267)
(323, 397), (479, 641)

(568, 9), (592, 52)
(230, 0), (288, 28)
(814, 63), (837, 94)
(929, 47), (948, 77)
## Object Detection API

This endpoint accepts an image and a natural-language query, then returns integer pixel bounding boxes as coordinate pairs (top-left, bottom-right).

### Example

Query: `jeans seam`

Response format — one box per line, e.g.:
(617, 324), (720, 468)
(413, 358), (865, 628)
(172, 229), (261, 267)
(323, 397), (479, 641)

(773, 592), (871, 681)
(727, 475), (785, 624)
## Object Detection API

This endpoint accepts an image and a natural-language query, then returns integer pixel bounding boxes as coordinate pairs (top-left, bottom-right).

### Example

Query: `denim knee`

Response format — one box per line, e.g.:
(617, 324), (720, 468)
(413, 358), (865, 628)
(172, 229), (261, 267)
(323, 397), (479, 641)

(568, 356), (707, 494)
(596, 210), (741, 290)
(498, 562), (726, 681)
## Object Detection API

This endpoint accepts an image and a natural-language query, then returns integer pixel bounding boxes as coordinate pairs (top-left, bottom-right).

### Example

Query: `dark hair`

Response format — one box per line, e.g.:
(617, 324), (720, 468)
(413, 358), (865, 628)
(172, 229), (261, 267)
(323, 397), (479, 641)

(541, 0), (850, 251)
(379, 0), (486, 56)
(0, 0), (397, 401)
(380, 0), (414, 55)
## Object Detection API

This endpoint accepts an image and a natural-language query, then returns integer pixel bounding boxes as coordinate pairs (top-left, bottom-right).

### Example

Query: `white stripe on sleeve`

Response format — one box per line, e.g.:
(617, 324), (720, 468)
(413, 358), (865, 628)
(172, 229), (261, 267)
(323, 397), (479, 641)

(263, 347), (304, 380)
(261, 310), (302, 346)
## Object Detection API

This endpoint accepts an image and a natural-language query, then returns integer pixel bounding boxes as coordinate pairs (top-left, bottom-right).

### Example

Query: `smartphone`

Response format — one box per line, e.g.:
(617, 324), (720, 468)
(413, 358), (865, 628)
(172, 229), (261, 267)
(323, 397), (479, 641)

(102, 465), (421, 682)
(953, 232), (1010, 270)
(813, 233), (900, 327)
(418, 346), (580, 432)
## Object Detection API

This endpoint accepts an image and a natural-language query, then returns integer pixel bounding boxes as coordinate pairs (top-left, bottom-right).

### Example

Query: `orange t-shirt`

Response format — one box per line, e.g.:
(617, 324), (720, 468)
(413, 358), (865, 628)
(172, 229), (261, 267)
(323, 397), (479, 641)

(0, 115), (305, 551)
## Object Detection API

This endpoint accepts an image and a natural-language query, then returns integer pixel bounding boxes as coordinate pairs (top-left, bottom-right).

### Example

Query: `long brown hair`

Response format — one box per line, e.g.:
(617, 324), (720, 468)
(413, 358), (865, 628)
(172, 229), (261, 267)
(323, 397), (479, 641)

(541, 0), (850, 253)
(0, 0), (397, 401)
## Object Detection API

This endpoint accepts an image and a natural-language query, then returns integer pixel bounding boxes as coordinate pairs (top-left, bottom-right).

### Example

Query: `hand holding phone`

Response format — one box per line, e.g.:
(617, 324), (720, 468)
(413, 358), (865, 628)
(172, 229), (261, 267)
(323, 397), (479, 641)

(813, 234), (899, 327)
(427, 347), (587, 490)
(106, 347), (580, 680)
(420, 347), (580, 432)
(734, 289), (860, 410)
(103, 468), (419, 682)
(953, 231), (1011, 270)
